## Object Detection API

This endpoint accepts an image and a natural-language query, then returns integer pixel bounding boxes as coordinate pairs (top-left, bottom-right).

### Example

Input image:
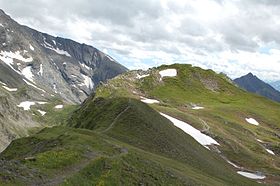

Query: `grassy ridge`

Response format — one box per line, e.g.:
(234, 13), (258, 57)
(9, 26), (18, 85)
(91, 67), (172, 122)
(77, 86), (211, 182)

(92, 64), (280, 184)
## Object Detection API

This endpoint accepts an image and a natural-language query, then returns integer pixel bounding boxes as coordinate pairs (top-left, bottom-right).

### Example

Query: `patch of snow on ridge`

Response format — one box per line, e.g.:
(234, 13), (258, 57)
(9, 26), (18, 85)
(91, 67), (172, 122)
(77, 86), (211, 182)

(37, 110), (46, 116)
(2, 86), (17, 92)
(106, 55), (116, 62)
(0, 81), (7, 86)
(37, 101), (47, 105)
(265, 148), (275, 155)
(79, 62), (91, 70)
(43, 40), (71, 57)
(22, 66), (34, 83)
(160, 113), (219, 148)
(192, 106), (204, 110)
(140, 96), (160, 104)
(53, 48), (71, 57)
(29, 44), (34, 51)
(0, 52), (22, 74)
(237, 171), (265, 179)
(137, 74), (149, 79)
(54, 105), (63, 109)
(23, 79), (46, 93)
(17, 101), (36, 111)
(226, 160), (241, 169)
(81, 74), (94, 89)
(0, 51), (33, 63)
(245, 118), (259, 125)
(38, 64), (43, 76)
(159, 69), (177, 80)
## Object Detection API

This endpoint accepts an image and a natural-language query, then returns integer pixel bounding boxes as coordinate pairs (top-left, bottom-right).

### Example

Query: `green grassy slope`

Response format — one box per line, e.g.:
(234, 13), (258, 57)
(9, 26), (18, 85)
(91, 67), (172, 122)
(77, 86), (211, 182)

(92, 64), (280, 184)
(68, 96), (261, 185)
(0, 125), (258, 186)
(0, 63), (279, 185)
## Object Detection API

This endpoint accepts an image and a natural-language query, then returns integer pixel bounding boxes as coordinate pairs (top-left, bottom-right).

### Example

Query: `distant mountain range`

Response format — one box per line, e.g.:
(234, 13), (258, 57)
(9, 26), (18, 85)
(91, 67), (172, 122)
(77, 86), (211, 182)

(270, 80), (280, 92)
(234, 73), (280, 103)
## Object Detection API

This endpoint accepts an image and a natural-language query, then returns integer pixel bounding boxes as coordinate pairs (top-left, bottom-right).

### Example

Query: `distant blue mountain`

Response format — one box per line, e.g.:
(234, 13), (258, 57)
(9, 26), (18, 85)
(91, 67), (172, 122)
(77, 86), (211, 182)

(234, 73), (280, 103)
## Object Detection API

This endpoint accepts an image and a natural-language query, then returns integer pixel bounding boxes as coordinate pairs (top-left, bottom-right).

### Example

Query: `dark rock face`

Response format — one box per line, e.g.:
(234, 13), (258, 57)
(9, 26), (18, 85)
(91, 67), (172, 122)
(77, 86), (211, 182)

(0, 9), (127, 103)
(234, 73), (280, 103)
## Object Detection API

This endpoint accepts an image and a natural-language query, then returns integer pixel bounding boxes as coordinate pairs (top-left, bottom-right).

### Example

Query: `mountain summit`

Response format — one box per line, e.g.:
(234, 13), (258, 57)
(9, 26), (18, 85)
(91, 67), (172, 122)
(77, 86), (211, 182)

(234, 73), (280, 102)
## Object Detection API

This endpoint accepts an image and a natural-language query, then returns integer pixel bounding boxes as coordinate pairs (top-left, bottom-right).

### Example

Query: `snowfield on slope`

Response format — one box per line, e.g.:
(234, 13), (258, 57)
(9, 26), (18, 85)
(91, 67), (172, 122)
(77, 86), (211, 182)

(192, 106), (204, 110)
(245, 118), (259, 125)
(2, 85), (17, 92)
(137, 74), (150, 79)
(22, 66), (34, 83)
(237, 171), (265, 179)
(37, 110), (46, 116)
(160, 113), (219, 149)
(140, 97), (160, 104)
(54, 105), (63, 109)
(0, 51), (33, 63)
(159, 69), (177, 79)
(17, 101), (36, 110)
(265, 148), (275, 155)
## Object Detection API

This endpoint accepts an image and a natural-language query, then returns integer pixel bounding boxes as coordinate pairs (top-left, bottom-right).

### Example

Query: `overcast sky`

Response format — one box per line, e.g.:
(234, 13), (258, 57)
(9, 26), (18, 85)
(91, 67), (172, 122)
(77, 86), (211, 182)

(1, 0), (280, 81)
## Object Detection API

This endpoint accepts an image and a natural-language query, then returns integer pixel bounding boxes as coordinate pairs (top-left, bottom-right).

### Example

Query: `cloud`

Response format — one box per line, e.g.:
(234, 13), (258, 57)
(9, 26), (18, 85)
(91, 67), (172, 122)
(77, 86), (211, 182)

(1, 0), (280, 81)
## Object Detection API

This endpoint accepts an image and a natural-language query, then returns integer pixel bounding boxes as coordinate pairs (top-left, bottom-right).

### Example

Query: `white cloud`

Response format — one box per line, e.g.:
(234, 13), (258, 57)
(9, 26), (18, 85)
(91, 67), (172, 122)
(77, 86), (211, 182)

(1, 0), (280, 81)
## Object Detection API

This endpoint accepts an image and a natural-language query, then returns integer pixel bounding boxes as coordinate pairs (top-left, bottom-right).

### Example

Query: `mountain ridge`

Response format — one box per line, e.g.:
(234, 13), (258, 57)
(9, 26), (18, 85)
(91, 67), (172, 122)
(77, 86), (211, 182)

(0, 9), (127, 152)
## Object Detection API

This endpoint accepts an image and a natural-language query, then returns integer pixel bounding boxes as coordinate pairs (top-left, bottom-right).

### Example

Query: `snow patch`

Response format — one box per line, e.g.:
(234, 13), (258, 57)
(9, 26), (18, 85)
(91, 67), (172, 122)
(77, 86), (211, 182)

(256, 139), (264, 143)
(2, 86), (17, 92)
(237, 171), (265, 179)
(22, 66), (34, 83)
(160, 113), (220, 148)
(245, 118), (259, 126)
(37, 101), (47, 105)
(38, 64), (43, 76)
(265, 148), (275, 155)
(0, 51), (33, 63)
(0, 81), (7, 86)
(17, 101), (36, 111)
(37, 110), (46, 116)
(159, 69), (177, 80)
(43, 39), (71, 57)
(23, 79), (46, 93)
(106, 55), (115, 62)
(137, 74), (150, 79)
(0, 51), (22, 74)
(54, 105), (63, 109)
(192, 106), (204, 110)
(226, 160), (241, 169)
(29, 44), (34, 51)
(53, 83), (58, 93)
(140, 96), (160, 104)
(81, 74), (94, 89)
(79, 62), (91, 70)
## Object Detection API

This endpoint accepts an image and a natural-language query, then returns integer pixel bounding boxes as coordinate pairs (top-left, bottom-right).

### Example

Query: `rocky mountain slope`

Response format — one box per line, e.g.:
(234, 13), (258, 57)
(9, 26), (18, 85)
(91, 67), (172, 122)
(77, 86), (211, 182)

(234, 73), (280, 103)
(1, 64), (279, 185)
(0, 9), (127, 152)
(0, 9), (127, 103)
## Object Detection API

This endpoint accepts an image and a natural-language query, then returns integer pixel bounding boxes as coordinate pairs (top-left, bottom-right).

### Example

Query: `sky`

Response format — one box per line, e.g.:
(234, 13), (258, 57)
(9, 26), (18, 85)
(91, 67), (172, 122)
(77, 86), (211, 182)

(1, 0), (280, 82)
